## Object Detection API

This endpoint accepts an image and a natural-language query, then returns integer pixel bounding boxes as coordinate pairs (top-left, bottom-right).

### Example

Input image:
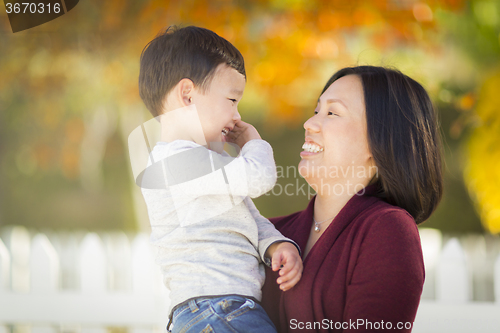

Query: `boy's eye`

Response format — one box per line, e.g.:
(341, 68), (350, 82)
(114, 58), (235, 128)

(229, 99), (237, 104)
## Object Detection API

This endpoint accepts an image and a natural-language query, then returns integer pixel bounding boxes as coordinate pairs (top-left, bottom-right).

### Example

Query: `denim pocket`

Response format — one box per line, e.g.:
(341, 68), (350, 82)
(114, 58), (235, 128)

(174, 300), (212, 333)
(172, 304), (191, 323)
(224, 298), (256, 321)
(217, 298), (245, 313)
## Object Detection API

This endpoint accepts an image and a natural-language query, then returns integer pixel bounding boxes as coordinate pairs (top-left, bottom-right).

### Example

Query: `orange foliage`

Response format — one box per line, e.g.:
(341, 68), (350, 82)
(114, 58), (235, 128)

(1, 0), (468, 179)
(65, 118), (85, 144)
(458, 93), (476, 110)
(100, 0), (126, 30)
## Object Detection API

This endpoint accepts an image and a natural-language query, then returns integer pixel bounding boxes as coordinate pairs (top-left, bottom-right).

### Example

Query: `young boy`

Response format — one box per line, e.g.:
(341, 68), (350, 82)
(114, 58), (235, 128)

(138, 26), (302, 333)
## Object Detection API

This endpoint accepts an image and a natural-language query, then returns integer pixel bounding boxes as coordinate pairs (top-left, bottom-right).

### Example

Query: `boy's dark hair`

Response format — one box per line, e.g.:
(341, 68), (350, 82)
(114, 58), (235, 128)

(322, 66), (443, 224)
(139, 26), (246, 117)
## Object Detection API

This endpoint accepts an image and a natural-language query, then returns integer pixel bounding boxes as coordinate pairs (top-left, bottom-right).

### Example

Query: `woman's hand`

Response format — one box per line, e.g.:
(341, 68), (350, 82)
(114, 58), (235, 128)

(266, 242), (303, 291)
(226, 120), (261, 148)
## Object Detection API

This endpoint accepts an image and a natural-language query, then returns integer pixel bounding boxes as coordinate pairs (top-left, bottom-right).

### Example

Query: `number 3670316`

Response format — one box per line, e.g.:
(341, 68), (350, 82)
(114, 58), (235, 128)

(5, 2), (61, 14)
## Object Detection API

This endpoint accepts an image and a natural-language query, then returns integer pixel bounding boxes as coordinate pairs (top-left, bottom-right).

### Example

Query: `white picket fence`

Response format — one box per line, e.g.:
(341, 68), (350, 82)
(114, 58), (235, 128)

(413, 229), (500, 333)
(0, 226), (169, 333)
(0, 226), (499, 333)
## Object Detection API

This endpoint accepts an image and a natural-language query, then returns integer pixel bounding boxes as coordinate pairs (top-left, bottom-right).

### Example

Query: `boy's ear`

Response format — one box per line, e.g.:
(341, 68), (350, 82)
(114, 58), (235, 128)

(177, 78), (195, 106)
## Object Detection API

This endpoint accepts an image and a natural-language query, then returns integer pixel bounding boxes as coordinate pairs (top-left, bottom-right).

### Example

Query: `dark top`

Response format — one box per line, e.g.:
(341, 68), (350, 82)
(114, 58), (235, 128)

(261, 185), (425, 332)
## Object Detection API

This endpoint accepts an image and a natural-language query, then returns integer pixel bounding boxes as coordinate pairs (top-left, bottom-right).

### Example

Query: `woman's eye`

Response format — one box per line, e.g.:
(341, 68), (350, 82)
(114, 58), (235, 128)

(314, 110), (337, 116)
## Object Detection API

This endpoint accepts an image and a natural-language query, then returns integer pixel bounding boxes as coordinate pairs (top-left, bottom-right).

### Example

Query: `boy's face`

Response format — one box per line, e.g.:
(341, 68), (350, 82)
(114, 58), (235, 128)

(191, 64), (245, 152)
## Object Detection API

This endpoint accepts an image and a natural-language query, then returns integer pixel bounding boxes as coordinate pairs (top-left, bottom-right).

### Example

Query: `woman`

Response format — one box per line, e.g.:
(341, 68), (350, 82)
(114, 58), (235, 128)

(261, 66), (443, 333)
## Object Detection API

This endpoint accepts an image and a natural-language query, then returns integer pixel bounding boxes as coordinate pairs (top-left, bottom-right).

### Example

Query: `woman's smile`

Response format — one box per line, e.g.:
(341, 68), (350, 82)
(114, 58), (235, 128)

(300, 139), (324, 157)
(300, 141), (323, 157)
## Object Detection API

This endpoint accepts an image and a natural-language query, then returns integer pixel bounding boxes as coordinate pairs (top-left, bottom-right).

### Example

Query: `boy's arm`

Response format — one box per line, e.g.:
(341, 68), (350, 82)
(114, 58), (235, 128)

(244, 196), (303, 291)
(213, 139), (277, 198)
(170, 119), (277, 198)
(243, 196), (301, 264)
(163, 139), (277, 198)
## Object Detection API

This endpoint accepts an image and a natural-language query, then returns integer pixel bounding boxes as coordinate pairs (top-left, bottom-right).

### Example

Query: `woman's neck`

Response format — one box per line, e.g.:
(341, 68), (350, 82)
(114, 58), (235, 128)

(311, 178), (371, 222)
(313, 191), (352, 223)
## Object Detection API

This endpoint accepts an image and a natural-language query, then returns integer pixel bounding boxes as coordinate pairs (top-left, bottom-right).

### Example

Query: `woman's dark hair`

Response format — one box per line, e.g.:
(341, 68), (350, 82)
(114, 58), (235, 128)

(322, 66), (443, 224)
(139, 26), (246, 117)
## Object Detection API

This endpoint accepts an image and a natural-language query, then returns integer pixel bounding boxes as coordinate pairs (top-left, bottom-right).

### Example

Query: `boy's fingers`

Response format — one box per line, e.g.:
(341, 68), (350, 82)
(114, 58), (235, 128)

(277, 262), (301, 284)
(279, 261), (292, 275)
(234, 120), (248, 129)
(279, 274), (301, 291)
(271, 252), (282, 271)
(279, 265), (302, 290)
(277, 254), (303, 289)
(278, 255), (300, 276)
(280, 273), (302, 291)
(278, 265), (300, 283)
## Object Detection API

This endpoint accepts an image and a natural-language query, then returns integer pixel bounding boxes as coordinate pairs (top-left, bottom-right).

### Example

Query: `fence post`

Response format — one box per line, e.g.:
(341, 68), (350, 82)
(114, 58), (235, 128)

(79, 233), (107, 333)
(131, 233), (166, 333)
(2, 226), (30, 292)
(79, 233), (107, 293)
(495, 252), (500, 303)
(0, 238), (10, 291)
(27, 234), (60, 333)
(419, 228), (442, 300)
(30, 234), (60, 293)
(436, 238), (469, 302)
(59, 232), (80, 290)
(103, 232), (132, 291)
(0, 237), (10, 333)
(132, 233), (160, 294)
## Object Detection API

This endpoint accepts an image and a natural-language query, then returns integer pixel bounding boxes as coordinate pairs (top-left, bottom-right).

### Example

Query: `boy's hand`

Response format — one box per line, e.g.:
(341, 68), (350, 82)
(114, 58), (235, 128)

(226, 120), (261, 148)
(265, 242), (303, 291)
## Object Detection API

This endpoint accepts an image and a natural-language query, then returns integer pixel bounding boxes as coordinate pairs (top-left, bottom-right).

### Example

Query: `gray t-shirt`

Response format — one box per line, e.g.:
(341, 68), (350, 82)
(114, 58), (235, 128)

(141, 139), (294, 311)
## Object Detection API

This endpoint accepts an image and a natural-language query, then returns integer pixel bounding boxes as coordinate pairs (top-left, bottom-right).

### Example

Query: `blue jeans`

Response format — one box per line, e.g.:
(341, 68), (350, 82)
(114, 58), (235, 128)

(169, 295), (277, 333)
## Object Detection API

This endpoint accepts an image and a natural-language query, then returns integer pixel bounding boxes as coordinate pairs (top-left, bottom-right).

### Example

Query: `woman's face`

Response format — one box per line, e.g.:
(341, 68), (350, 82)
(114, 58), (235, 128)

(299, 75), (375, 192)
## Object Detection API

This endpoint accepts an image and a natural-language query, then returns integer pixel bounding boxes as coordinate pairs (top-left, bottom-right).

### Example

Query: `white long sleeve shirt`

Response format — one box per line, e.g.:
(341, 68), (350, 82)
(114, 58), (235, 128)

(140, 139), (294, 311)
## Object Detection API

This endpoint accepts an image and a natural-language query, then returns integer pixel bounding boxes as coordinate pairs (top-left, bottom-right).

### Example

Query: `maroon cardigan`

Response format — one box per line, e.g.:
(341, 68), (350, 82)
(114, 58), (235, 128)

(261, 185), (424, 332)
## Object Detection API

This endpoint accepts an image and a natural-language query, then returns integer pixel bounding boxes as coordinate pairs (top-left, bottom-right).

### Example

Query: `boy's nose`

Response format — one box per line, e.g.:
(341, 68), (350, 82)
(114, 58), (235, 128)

(233, 110), (242, 121)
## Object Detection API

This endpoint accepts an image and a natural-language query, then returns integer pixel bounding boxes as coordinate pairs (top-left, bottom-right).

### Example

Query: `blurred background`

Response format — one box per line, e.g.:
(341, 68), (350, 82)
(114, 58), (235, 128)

(1, 0), (499, 236)
(2, 1), (500, 333)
